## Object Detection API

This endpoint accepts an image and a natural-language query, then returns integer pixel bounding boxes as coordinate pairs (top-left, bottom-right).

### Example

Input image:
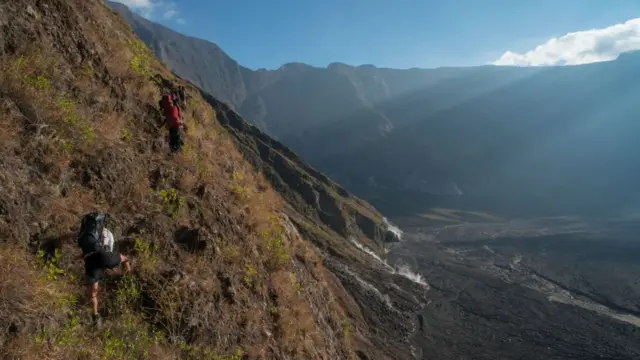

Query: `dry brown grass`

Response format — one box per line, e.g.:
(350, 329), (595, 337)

(269, 270), (317, 353)
(0, 245), (72, 329)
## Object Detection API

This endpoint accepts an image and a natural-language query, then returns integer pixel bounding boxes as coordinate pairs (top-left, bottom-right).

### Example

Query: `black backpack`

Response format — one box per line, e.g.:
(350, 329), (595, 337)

(77, 212), (109, 254)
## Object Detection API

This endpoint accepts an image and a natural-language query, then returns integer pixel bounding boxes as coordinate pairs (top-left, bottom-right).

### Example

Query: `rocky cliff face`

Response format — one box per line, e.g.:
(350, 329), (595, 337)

(198, 89), (397, 248)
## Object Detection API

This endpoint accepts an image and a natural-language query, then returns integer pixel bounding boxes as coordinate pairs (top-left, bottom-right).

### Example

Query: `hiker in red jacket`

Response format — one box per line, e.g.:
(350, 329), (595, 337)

(160, 93), (183, 152)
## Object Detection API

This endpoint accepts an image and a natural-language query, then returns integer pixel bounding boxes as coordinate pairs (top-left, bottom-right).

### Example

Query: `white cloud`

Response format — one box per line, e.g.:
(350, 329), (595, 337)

(494, 18), (640, 66)
(113, 0), (155, 19)
(163, 9), (177, 19)
(113, 0), (184, 24)
(115, 0), (152, 8)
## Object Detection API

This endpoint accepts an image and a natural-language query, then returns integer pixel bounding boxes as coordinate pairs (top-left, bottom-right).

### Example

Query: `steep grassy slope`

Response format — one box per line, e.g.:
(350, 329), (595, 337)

(0, 1), (424, 359)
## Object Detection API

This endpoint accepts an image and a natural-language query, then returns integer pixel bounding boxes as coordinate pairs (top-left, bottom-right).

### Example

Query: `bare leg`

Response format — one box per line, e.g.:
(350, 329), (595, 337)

(87, 282), (99, 316)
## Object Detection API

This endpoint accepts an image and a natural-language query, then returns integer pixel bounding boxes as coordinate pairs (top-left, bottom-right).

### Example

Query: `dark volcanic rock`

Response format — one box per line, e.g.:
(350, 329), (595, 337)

(389, 217), (640, 360)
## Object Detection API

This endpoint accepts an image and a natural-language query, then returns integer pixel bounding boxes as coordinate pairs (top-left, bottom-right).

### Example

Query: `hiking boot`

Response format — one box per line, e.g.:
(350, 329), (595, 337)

(92, 313), (103, 328)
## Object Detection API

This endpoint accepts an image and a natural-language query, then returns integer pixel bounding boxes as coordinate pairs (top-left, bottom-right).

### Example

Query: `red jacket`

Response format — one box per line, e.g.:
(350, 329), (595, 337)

(166, 105), (181, 129)
(161, 95), (181, 129)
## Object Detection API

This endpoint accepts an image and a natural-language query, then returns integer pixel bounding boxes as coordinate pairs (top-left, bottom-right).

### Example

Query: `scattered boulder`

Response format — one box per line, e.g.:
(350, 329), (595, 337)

(384, 229), (401, 243)
(173, 226), (208, 253)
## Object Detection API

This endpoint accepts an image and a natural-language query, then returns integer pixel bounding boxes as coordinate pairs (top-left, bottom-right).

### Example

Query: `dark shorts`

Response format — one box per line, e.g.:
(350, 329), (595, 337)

(169, 127), (183, 151)
(84, 250), (122, 285)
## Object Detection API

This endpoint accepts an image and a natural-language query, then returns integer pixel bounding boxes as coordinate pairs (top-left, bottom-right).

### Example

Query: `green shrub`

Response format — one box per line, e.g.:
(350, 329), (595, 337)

(158, 188), (184, 216)
(230, 170), (250, 200)
(33, 300), (80, 348)
(115, 275), (141, 313)
(231, 170), (244, 182)
(57, 95), (80, 126)
(129, 39), (152, 78)
(56, 94), (96, 144)
(102, 313), (161, 359)
(8, 58), (95, 146)
(259, 214), (289, 269)
(56, 293), (78, 313)
(82, 63), (94, 78)
(55, 311), (80, 346)
(59, 139), (73, 154)
(134, 229), (158, 272)
(36, 248), (65, 280)
(230, 184), (249, 200)
(22, 74), (51, 91)
(79, 121), (95, 142)
(11, 55), (27, 71)
(243, 264), (258, 288)
(122, 127), (132, 141)
(215, 237), (239, 263)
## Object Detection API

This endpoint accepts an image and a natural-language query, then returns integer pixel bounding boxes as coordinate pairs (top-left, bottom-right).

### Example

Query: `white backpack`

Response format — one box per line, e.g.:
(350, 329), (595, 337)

(101, 228), (115, 252)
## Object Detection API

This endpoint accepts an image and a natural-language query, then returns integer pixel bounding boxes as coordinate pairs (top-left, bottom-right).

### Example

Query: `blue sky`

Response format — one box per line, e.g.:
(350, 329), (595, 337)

(117, 0), (640, 70)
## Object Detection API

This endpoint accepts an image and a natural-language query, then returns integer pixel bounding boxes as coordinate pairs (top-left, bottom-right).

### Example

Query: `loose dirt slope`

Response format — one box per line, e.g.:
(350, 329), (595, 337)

(0, 1), (425, 359)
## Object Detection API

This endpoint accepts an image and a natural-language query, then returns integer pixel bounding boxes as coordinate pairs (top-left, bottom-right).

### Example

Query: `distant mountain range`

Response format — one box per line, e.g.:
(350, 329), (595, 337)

(107, 0), (480, 141)
(109, 1), (640, 219)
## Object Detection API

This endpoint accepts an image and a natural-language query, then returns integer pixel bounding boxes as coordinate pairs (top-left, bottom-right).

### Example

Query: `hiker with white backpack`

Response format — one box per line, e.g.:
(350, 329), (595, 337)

(76, 212), (131, 326)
